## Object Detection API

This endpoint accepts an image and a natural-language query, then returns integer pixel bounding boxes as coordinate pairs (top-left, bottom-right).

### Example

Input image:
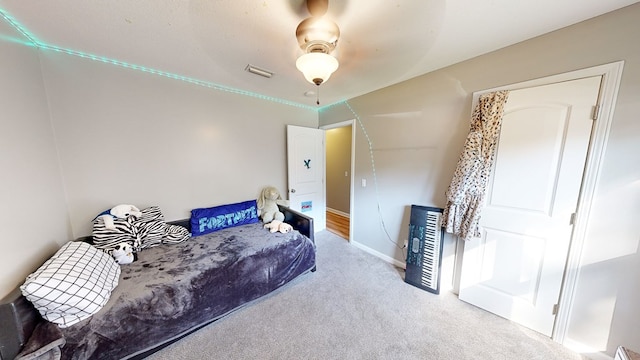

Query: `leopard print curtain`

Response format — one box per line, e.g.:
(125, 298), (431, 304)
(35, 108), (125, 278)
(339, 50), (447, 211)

(442, 90), (509, 241)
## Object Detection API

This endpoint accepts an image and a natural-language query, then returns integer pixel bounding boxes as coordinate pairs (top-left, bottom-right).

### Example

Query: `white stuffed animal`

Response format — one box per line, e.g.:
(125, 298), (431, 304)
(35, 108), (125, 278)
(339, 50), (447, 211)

(257, 186), (289, 223)
(263, 220), (293, 234)
(112, 242), (134, 264)
(96, 204), (142, 230)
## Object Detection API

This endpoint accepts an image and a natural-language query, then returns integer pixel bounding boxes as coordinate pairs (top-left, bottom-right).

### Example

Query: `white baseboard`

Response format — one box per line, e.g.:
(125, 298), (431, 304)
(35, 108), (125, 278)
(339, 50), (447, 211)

(326, 207), (350, 218)
(349, 239), (406, 269)
(562, 338), (614, 360)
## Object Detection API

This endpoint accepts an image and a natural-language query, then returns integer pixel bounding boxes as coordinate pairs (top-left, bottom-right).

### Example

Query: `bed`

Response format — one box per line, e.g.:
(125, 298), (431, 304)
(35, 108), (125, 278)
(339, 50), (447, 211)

(0, 204), (315, 360)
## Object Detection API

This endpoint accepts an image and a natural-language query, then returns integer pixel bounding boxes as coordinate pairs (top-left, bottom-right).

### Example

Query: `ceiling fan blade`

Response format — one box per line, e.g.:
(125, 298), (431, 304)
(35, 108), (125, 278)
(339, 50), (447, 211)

(306, 0), (328, 17)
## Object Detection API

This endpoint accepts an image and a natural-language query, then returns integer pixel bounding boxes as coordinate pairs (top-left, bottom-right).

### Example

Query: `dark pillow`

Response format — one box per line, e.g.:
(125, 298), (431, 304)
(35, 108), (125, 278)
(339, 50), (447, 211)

(190, 200), (259, 236)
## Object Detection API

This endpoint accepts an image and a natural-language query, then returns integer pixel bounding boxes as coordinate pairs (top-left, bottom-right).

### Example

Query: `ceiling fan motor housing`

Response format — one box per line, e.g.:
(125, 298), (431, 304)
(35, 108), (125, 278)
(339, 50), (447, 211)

(296, 17), (340, 54)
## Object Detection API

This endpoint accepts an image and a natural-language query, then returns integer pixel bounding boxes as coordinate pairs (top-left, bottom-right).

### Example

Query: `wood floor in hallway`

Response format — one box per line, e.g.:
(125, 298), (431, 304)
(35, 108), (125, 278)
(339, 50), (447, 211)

(326, 210), (349, 240)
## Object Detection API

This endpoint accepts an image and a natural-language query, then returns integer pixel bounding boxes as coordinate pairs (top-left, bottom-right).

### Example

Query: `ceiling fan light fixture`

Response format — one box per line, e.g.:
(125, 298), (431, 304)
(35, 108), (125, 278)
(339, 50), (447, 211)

(294, 0), (341, 95)
(296, 52), (339, 86)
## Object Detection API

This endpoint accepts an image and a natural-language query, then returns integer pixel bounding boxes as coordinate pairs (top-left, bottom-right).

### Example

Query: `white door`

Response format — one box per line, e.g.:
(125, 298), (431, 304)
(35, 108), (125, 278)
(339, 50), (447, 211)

(287, 125), (326, 231)
(458, 76), (602, 336)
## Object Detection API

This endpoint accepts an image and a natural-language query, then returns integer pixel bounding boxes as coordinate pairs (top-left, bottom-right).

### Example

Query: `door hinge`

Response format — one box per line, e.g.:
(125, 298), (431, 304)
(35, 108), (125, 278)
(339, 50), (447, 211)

(552, 304), (559, 315)
(591, 104), (600, 120)
(569, 213), (576, 225)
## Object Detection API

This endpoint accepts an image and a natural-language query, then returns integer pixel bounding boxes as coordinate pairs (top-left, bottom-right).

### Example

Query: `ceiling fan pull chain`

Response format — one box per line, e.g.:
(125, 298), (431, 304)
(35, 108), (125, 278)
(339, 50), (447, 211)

(316, 85), (320, 105)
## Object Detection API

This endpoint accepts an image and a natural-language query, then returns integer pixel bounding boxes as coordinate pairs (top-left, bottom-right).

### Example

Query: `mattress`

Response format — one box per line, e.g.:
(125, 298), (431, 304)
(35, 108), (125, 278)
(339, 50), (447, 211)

(56, 222), (316, 359)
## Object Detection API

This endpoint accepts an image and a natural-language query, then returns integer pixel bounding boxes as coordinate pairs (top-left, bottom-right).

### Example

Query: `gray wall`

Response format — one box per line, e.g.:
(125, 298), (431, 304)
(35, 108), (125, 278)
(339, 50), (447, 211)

(326, 126), (352, 214)
(0, 21), (71, 297)
(2, 3), (639, 358)
(319, 4), (640, 358)
(0, 20), (317, 297)
(38, 51), (317, 238)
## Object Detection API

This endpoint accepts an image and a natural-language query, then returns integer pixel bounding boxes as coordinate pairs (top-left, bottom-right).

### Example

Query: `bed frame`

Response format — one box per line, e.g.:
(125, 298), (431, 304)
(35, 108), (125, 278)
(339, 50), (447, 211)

(0, 205), (313, 360)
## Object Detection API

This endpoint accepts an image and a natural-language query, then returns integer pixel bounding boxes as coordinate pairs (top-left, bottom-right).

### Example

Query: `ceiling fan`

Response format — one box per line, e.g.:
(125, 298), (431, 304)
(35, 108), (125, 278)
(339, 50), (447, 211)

(294, 0), (340, 95)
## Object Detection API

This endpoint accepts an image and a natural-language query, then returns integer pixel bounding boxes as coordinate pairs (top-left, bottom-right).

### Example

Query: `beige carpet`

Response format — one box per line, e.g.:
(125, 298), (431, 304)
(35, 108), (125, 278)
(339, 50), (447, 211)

(147, 230), (585, 360)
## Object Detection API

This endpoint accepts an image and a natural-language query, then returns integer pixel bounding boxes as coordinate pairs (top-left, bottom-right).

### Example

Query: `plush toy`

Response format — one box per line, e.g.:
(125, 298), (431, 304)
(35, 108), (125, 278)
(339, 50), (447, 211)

(277, 221), (293, 234)
(263, 220), (293, 234)
(112, 242), (135, 264)
(257, 186), (289, 223)
(95, 204), (142, 230)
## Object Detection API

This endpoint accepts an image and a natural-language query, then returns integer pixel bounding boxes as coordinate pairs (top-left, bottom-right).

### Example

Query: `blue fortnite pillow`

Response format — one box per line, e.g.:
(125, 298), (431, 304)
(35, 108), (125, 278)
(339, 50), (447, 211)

(190, 200), (259, 236)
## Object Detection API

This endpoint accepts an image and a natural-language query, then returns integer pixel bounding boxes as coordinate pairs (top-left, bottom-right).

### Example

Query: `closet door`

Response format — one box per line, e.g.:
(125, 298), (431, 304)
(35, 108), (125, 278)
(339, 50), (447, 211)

(459, 76), (601, 336)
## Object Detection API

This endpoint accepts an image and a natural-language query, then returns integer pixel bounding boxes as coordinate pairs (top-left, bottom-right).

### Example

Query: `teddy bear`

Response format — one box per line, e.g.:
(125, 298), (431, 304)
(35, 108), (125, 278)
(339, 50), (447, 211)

(111, 242), (135, 264)
(257, 186), (289, 223)
(263, 220), (294, 234)
(95, 204), (142, 230)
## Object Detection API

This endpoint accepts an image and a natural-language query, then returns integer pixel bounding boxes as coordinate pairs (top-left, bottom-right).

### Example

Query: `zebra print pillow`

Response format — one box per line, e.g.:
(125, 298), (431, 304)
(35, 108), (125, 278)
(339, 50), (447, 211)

(92, 214), (138, 253)
(134, 206), (165, 249)
(92, 206), (190, 254)
(134, 206), (190, 247)
(164, 224), (191, 245)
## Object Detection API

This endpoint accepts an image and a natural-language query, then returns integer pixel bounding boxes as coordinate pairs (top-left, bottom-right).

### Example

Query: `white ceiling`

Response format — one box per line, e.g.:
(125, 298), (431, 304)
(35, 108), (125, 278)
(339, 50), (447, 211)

(1, 0), (637, 107)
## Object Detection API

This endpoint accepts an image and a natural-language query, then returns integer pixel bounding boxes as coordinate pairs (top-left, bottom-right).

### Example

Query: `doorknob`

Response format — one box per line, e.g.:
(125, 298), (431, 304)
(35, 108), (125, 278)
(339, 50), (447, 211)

(290, 189), (296, 193)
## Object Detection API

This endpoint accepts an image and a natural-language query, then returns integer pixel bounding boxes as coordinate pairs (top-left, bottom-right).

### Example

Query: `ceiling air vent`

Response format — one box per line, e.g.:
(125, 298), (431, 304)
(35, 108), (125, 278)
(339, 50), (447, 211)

(245, 64), (273, 78)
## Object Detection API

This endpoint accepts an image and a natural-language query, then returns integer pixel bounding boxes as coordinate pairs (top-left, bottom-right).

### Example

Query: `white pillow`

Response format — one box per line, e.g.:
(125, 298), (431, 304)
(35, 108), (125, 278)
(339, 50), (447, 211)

(20, 241), (121, 328)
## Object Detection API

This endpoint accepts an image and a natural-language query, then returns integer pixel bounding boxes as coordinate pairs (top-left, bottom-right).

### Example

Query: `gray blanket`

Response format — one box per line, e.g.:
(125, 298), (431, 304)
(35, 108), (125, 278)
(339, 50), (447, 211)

(15, 322), (65, 360)
(54, 223), (315, 359)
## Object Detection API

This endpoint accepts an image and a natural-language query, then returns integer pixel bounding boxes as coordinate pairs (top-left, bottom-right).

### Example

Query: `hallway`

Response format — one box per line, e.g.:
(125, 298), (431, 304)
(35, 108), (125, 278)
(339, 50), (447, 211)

(326, 210), (349, 240)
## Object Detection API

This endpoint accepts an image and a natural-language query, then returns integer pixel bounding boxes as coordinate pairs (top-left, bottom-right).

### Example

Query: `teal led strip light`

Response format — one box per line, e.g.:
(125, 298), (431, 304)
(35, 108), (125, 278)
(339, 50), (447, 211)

(0, 9), (39, 46)
(39, 44), (316, 110)
(0, 8), (317, 111)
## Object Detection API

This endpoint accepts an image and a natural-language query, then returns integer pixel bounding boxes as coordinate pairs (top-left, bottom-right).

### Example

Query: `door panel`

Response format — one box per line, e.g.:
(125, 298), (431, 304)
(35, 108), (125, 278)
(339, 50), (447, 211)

(459, 76), (601, 336)
(490, 106), (568, 214)
(287, 125), (326, 231)
(477, 228), (545, 303)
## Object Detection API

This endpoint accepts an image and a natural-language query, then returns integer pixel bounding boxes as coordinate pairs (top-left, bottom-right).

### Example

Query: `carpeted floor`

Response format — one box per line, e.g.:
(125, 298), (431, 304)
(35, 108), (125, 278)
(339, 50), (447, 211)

(147, 230), (586, 360)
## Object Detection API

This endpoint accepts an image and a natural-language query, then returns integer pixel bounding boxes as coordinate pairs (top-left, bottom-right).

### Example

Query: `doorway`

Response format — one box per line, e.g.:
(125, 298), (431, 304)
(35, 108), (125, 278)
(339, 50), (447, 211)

(322, 120), (355, 241)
